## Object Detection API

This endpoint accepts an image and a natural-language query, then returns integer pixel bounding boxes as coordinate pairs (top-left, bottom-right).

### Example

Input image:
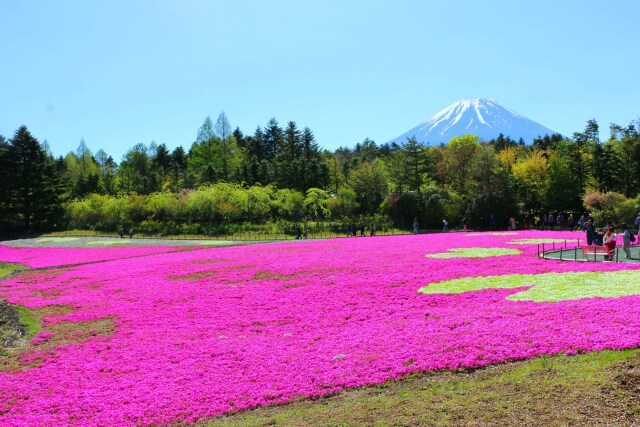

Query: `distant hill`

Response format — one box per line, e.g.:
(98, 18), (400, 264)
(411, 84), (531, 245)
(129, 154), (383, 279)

(388, 98), (559, 145)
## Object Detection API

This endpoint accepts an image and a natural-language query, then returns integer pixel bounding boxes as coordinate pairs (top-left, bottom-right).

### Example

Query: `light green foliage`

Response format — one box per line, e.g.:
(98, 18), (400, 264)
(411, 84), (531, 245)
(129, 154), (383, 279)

(512, 150), (549, 206)
(419, 270), (640, 302)
(273, 188), (305, 220)
(65, 183), (315, 233)
(445, 134), (479, 194)
(426, 248), (521, 259)
(145, 192), (180, 221)
(326, 187), (358, 219)
(246, 185), (273, 220)
(348, 158), (390, 214)
(304, 188), (331, 220)
(66, 193), (130, 230)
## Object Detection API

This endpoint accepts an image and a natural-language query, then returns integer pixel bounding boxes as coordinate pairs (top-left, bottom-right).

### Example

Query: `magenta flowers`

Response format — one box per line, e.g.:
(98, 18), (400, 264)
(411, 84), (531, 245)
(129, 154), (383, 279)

(1, 231), (640, 426)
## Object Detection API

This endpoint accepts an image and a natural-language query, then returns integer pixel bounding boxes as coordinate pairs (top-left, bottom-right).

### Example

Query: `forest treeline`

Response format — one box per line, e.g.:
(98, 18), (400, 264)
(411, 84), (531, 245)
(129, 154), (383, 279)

(2, 112), (640, 235)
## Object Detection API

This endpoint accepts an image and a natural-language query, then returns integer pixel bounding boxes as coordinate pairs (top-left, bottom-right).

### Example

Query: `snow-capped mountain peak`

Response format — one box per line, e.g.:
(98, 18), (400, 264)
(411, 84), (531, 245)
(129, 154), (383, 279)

(388, 98), (558, 145)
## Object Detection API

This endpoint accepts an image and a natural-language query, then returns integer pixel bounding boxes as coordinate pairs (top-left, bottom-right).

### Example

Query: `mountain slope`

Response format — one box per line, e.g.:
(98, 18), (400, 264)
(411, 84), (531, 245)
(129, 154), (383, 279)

(388, 98), (559, 145)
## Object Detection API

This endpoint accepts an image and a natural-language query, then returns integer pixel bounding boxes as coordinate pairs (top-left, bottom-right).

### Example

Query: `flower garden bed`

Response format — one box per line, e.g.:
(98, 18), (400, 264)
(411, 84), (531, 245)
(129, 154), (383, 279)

(1, 230), (639, 426)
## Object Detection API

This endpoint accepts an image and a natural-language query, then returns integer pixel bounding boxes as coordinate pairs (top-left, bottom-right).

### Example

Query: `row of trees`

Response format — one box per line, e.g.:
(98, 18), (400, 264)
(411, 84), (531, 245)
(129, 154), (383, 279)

(2, 113), (640, 234)
(62, 113), (329, 199)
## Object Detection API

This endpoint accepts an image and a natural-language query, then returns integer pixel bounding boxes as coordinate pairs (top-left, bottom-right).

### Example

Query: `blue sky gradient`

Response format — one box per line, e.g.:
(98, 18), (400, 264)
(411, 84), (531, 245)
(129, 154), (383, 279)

(2, 0), (639, 160)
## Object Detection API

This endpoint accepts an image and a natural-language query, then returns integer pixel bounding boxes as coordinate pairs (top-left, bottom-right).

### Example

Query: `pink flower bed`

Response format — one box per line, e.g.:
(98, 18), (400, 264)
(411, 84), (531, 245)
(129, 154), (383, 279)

(1, 231), (640, 426)
(0, 245), (192, 269)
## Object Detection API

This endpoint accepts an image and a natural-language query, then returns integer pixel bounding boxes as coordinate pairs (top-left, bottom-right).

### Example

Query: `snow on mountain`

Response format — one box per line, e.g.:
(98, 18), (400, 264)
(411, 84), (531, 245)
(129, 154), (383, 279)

(388, 98), (559, 145)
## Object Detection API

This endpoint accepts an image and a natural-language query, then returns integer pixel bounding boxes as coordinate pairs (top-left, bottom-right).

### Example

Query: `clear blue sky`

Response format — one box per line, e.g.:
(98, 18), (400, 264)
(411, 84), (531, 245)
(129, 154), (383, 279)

(2, 0), (639, 161)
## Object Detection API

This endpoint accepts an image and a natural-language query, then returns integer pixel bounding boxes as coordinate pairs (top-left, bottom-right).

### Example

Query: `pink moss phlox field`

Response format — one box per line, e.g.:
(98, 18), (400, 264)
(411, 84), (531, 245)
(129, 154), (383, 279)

(2, 231), (640, 426)
(0, 245), (192, 269)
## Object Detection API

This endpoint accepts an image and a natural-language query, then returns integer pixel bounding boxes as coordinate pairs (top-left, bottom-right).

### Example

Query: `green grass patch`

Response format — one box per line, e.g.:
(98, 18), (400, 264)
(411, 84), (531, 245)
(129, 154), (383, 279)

(0, 262), (26, 279)
(16, 306), (39, 337)
(35, 237), (80, 244)
(192, 240), (241, 246)
(419, 270), (640, 302)
(85, 239), (133, 246)
(202, 349), (640, 426)
(426, 247), (521, 259)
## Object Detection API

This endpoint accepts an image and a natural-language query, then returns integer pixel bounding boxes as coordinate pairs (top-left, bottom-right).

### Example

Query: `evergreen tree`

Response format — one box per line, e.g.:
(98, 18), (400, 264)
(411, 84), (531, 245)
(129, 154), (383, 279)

(119, 143), (152, 194)
(615, 127), (636, 197)
(278, 121), (303, 189)
(263, 118), (283, 161)
(152, 143), (172, 189)
(301, 127), (328, 191)
(233, 127), (245, 149)
(569, 121), (597, 194)
(170, 146), (188, 191)
(491, 133), (517, 152)
(403, 136), (428, 192)
(0, 135), (16, 230)
(5, 126), (63, 231)
(600, 141), (620, 192)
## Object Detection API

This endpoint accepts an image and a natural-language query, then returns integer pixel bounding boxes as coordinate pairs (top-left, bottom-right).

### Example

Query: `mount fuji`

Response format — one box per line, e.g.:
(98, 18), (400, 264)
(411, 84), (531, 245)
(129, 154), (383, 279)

(388, 98), (559, 145)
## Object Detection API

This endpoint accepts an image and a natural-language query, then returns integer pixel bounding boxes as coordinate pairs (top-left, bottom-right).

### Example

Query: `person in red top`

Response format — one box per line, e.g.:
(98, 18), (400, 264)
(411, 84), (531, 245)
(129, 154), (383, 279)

(602, 227), (616, 261)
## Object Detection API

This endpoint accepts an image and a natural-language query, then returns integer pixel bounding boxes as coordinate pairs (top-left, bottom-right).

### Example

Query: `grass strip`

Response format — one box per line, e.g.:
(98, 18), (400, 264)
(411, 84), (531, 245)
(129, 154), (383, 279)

(204, 349), (640, 427)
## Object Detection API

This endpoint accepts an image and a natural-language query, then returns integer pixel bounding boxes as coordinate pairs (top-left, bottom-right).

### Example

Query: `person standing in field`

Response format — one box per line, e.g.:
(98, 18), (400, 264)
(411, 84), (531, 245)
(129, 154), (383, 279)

(586, 218), (597, 245)
(602, 227), (617, 261)
(413, 218), (419, 234)
(621, 223), (632, 259)
(567, 213), (575, 230)
(578, 214), (586, 231)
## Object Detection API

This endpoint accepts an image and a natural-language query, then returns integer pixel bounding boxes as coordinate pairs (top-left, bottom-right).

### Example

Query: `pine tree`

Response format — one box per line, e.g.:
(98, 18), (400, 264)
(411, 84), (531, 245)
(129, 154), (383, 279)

(233, 127), (245, 149)
(301, 127), (328, 191)
(119, 143), (151, 194)
(263, 118), (283, 161)
(7, 126), (63, 231)
(279, 121), (303, 189)
(403, 136), (428, 192)
(170, 146), (188, 191)
(0, 135), (16, 230)
(152, 143), (172, 189)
